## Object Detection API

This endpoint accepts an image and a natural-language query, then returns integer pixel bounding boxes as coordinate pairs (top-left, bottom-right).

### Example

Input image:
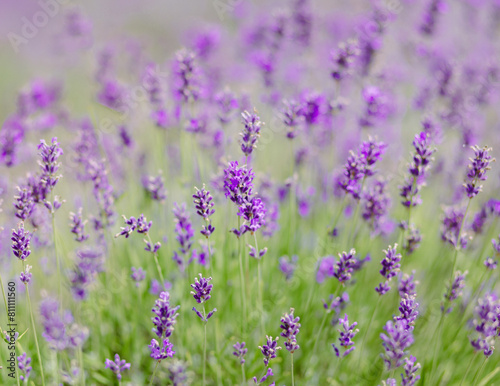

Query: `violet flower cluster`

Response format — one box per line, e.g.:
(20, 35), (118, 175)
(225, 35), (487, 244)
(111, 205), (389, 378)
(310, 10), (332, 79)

(469, 293), (499, 357)
(332, 314), (359, 358)
(376, 244), (402, 296)
(240, 110), (263, 157)
(104, 354), (131, 382)
(150, 291), (179, 360)
(233, 342), (248, 365)
(191, 274), (217, 322)
(280, 308), (301, 353)
(258, 336), (281, 367)
(193, 185), (215, 238)
(463, 145), (494, 199)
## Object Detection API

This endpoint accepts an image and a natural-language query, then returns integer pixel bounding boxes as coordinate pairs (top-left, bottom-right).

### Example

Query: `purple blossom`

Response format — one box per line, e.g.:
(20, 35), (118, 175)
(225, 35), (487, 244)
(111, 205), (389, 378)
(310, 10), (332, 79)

(253, 367), (274, 385)
(172, 203), (195, 270)
(131, 267), (146, 286)
(420, 0), (447, 36)
(484, 257), (497, 270)
(193, 185), (215, 238)
(401, 355), (421, 386)
(441, 206), (468, 249)
(149, 338), (175, 360)
(332, 314), (359, 358)
(376, 244), (401, 295)
(362, 178), (390, 232)
(470, 293), (499, 357)
(0, 116), (25, 167)
(142, 174), (167, 202)
(11, 223), (31, 260)
(400, 132), (435, 208)
(443, 270), (467, 312)
(380, 319), (414, 370)
(234, 197), (266, 236)
(281, 100), (304, 139)
(333, 249), (356, 284)
(331, 39), (360, 81)
(215, 89), (239, 124)
(279, 255), (298, 281)
(359, 86), (390, 127)
(172, 49), (201, 104)
(17, 352), (32, 383)
(38, 137), (63, 194)
(463, 145), (494, 199)
(104, 354), (131, 381)
(323, 292), (350, 326)
(13, 186), (35, 221)
(258, 336), (281, 366)
(240, 110), (263, 157)
(399, 222), (422, 254)
(167, 360), (188, 385)
(20, 265), (32, 285)
(396, 294), (419, 330)
(280, 308), (301, 353)
(190, 274), (213, 304)
(233, 342), (248, 365)
(115, 214), (152, 238)
(152, 291), (180, 340)
(398, 272), (419, 298)
(69, 249), (104, 301)
(223, 161), (254, 205)
(316, 256), (335, 283)
(69, 207), (89, 242)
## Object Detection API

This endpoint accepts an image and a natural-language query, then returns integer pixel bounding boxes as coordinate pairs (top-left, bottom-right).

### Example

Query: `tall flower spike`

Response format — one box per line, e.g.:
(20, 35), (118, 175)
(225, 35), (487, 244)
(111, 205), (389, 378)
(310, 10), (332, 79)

(11, 223), (31, 260)
(223, 161), (255, 205)
(463, 145), (494, 199)
(396, 294), (419, 330)
(401, 356), (421, 386)
(142, 174), (167, 202)
(151, 291), (180, 339)
(332, 314), (359, 357)
(333, 249), (356, 284)
(258, 336), (281, 366)
(240, 110), (263, 157)
(280, 308), (301, 353)
(13, 186), (35, 221)
(443, 270), (467, 313)
(172, 49), (200, 104)
(69, 207), (89, 242)
(190, 274), (213, 304)
(376, 244), (401, 295)
(104, 354), (131, 382)
(233, 342), (248, 364)
(38, 137), (63, 197)
(331, 39), (360, 81)
(193, 185), (215, 238)
(20, 265), (32, 285)
(235, 196), (266, 236)
(469, 293), (498, 357)
(281, 99), (304, 139)
(380, 319), (414, 370)
(17, 353), (32, 383)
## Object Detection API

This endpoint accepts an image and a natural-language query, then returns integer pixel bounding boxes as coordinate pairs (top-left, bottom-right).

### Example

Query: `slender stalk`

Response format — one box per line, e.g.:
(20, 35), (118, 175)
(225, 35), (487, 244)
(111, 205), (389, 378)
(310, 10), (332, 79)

(460, 352), (477, 386)
(448, 198), (472, 292)
(311, 311), (330, 360)
(429, 311), (445, 384)
(149, 360), (160, 386)
(0, 273), (8, 318)
(357, 295), (382, 368)
(347, 178), (366, 248)
(52, 212), (63, 314)
(291, 353), (295, 386)
(471, 356), (488, 385)
(26, 281), (46, 386)
(254, 232), (265, 336)
(241, 364), (246, 385)
(237, 217), (247, 333)
(146, 233), (166, 285)
(203, 305), (207, 386)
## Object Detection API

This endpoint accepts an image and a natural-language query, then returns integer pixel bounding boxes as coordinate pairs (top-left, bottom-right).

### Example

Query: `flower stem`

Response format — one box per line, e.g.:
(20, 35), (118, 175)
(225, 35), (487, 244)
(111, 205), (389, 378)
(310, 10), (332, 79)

(26, 282), (46, 386)
(357, 295), (382, 368)
(291, 353), (295, 386)
(241, 364), (246, 385)
(471, 356), (488, 385)
(149, 360), (160, 386)
(237, 217), (247, 334)
(146, 233), (165, 284)
(203, 305), (207, 386)
(254, 232), (265, 336)
(460, 352), (477, 386)
(52, 212), (63, 314)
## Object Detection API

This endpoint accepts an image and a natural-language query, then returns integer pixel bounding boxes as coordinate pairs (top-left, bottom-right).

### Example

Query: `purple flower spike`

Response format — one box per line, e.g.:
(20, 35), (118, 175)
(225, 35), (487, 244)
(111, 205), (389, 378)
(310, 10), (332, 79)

(331, 39), (360, 81)
(332, 314), (359, 358)
(233, 342), (248, 364)
(253, 367), (274, 384)
(398, 272), (419, 298)
(38, 137), (63, 192)
(11, 223), (31, 260)
(13, 186), (35, 221)
(172, 49), (201, 104)
(20, 265), (32, 285)
(190, 274), (213, 304)
(258, 336), (281, 366)
(142, 174), (167, 202)
(443, 270), (467, 312)
(240, 110), (263, 157)
(17, 352), (32, 382)
(249, 245), (268, 259)
(469, 293), (498, 357)
(131, 267), (146, 286)
(281, 100), (304, 139)
(151, 292), (180, 339)
(376, 244), (401, 295)
(359, 137), (387, 177)
(235, 197), (266, 236)
(401, 355), (421, 386)
(223, 161), (254, 205)
(280, 308), (301, 353)
(279, 255), (298, 281)
(149, 338), (175, 360)
(192, 306), (217, 322)
(396, 294), (419, 330)
(333, 249), (356, 284)
(193, 185), (215, 238)
(380, 319), (414, 370)
(484, 257), (497, 270)
(69, 207), (89, 242)
(104, 353), (131, 381)
(464, 145), (495, 199)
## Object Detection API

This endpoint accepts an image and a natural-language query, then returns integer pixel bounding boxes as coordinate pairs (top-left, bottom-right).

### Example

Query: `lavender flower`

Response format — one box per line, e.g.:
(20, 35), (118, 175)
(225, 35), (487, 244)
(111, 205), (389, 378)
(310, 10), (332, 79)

(398, 272), (419, 298)
(17, 352), (32, 382)
(376, 244), (401, 295)
(69, 207), (89, 242)
(279, 255), (298, 281)
(362, 178), (390, 232)
(258, 336), (281, 366)
(331, 39), (360, 81)
(172, 202), (195, 265)
(399, 222), (422, 254)
(401, 356), (421, 386)
(323, 292), (350, 325)
(470, 293), (499, 357)
(463, 145), (495, 199)
(131, 267), (146, 286)
(281, 100), (304, 139)
(359, 137), (387, 177)
(223, 161), (254, 205)
(172, 49), (200, 104)
(380, 319), (414, 370)
(13, 186), (35, 221)
(191, 274), (213, 304)
(193, 185), (215, 238)
(233, 342), (248, 364)
(11, 223), (31, 260)
(280, 308), (301, 353)
(152, 292), (180, 339)
(443, 270), (467, 312)
(332, 314), (359, 357)
(149, 338), (175, 360)
(20, 265), (32, 285)
(399, 132), (435, 208)
(333, 249), (356, 284)
(339, 151), (366, 200)
(396, 294), (419, 330)
(484, 257), (497, 270)
(253, 367), (274, 385)
(420, 0), (447, 36)
(167, 360), (188, 385)
(234, 196), (266, 236)
(38, 137), (63, 197)
(142, 174), (167, 202)
(441, 206), (468, 249)
(215, 88), (239, 124)
(69, 249), (104, 301)
(104, 354), (131, 381)
(240, 110), (263, 157)
(115, 214), (152, 238)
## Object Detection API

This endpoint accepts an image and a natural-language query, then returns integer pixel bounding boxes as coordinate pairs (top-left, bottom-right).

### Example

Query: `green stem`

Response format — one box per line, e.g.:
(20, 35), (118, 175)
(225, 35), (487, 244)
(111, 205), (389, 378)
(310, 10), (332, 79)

(448, 198), (472, 293)
(347, 178), (366, 248)
(471, 356), (488, 385)
(149, 360), (160, 386)
(203, 305), (207, 386)
(146, 233), (165, 285)
(254, 232), (265, 336)
(237, 217), (247, 334)
(357, 295), (382, 368)
(311, 311), (330, 361)
(52, 212), (63, 314)
(429, 311), (445, 384)
(241, 364), (246, 385)
(291, 353), (295, 386)
(460, 352), (477, 386)
(26, 283), (45, 386)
